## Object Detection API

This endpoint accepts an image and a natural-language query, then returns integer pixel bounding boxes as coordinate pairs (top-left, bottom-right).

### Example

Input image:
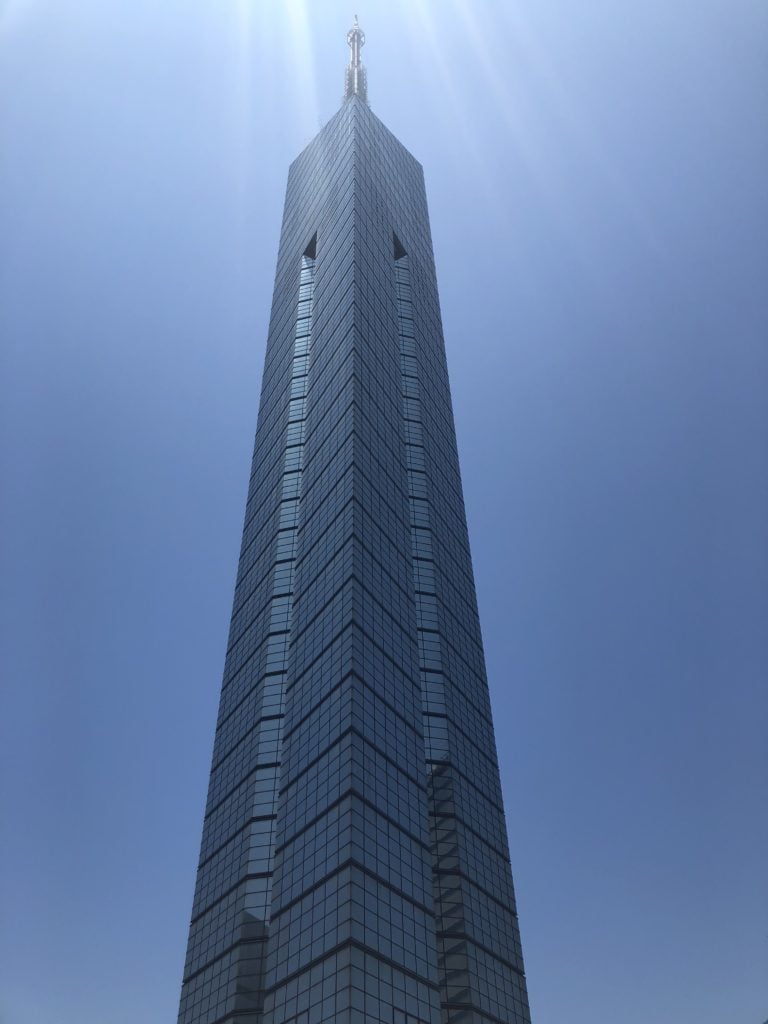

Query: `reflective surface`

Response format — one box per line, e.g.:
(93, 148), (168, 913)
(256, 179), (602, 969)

(179, 96), (531, 1024)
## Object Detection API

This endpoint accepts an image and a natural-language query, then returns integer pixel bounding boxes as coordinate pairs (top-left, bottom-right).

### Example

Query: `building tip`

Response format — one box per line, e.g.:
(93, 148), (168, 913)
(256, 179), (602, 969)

(344, 15), (368, 104)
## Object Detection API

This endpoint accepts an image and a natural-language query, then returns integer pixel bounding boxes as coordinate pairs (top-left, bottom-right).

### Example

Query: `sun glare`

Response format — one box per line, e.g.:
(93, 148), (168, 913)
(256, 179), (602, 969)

(0, 0), (34, 34)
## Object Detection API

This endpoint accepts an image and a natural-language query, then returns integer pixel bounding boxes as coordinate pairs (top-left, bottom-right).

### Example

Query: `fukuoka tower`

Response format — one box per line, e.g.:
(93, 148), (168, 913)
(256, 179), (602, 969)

(177, 20), (533, 1024)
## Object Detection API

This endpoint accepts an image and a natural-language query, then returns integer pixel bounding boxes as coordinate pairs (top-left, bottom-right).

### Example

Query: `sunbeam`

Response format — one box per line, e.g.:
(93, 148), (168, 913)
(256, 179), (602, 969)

(454, 0), (663, 260)
(395, 0), (488, 180)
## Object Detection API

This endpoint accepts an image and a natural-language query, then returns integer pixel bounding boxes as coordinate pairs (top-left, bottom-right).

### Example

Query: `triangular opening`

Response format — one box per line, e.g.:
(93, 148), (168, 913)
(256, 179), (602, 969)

(393, 233), (407, 261)
(303, 233), (317, 260)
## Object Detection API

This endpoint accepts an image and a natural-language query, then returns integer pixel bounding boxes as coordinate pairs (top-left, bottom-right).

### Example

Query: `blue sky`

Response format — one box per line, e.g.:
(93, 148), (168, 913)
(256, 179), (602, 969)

(1, 2), (766, 1022)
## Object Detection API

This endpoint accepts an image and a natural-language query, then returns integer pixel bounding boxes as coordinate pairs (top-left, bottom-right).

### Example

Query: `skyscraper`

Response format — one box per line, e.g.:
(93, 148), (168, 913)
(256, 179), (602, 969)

(178, 21), (532, 1024)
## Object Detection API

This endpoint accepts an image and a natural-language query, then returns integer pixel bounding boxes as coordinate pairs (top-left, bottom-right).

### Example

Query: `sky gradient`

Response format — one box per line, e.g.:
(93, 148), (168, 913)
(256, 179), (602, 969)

(1, 2), (767, 1022)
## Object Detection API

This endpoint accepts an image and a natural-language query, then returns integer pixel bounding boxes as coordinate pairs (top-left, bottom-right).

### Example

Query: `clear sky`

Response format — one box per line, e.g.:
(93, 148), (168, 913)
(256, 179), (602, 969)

(1, 2), (766, 1022)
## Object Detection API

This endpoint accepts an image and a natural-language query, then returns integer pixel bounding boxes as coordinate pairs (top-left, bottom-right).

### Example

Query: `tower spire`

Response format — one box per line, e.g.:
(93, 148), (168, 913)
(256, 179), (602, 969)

(344, 15), (368, 103)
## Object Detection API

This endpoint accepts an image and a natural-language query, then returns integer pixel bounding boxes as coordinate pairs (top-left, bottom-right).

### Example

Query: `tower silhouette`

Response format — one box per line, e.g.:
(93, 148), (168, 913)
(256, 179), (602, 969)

(178, 23), (532, 1024)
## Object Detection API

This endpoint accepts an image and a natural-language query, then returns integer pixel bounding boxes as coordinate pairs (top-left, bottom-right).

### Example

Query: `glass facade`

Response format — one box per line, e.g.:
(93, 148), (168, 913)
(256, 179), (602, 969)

(178, 87), (531, 1024)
